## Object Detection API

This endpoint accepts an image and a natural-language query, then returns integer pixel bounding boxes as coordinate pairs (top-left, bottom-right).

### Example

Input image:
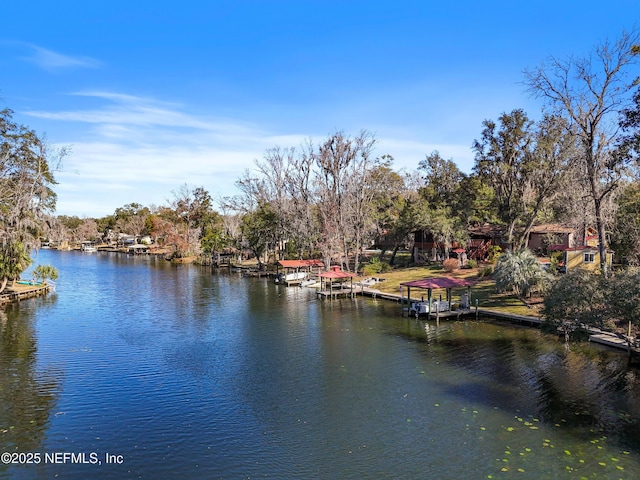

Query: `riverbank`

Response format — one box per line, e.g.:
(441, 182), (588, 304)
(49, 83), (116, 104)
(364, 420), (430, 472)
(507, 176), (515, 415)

(0, 282), (51, 306)
(331, 278), (640, 359)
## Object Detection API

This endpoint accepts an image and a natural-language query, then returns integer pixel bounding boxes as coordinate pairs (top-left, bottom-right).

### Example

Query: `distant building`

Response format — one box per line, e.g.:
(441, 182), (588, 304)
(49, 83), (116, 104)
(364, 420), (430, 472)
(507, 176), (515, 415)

(412, 223), (607, 265)
(557, 246), (614, 273)
(528, 223), (598, 253)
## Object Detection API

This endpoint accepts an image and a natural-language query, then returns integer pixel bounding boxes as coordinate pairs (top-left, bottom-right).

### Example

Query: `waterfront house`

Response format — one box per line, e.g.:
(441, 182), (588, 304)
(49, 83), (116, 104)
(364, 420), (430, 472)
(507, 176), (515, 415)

(527, 224), (598, 253)
(412, 224), (507, 262)
(414, 223), (601, 263)
(548, 245), (614, 273)
(527, 223), (575, 252)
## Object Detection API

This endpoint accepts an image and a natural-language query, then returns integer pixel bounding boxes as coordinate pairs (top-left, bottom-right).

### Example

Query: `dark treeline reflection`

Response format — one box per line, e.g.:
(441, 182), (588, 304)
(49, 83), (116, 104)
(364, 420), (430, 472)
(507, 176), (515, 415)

(0, 300), (61, 455)
(388, 316), (640, 450)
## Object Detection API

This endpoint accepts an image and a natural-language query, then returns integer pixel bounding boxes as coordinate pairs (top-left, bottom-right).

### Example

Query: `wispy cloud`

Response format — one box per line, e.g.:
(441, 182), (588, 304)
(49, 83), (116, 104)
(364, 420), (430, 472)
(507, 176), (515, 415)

(27, 91), (264, 142)
(26, 92), (282, 216)
(25, 90), (476, 217)
(19, 44), (101, 71)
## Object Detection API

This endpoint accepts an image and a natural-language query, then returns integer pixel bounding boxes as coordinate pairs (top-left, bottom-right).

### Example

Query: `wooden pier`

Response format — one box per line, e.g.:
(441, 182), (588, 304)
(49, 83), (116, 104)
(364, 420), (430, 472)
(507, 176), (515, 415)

(316, 287), (357, 300)
(588, 332), (640, 356)
(0, 283), (51, 306)
(310, 281), (640, 358)
(476, 308), (543, 326)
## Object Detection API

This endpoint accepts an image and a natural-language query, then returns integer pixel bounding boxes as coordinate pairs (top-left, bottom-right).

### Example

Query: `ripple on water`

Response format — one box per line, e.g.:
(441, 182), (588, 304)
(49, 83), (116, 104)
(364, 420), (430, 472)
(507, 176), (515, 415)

(4, 251), (640, 479)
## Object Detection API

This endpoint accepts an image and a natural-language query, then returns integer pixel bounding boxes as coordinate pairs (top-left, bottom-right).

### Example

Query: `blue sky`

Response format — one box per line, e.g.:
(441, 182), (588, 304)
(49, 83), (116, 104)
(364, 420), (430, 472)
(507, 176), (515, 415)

(1, 1), (638, 217)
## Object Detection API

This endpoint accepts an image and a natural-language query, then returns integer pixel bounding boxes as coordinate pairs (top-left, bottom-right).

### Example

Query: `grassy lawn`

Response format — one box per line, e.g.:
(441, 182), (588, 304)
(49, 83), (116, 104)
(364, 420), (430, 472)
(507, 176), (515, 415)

(370, 263), (543, 318)
(244, 251), (544, 318)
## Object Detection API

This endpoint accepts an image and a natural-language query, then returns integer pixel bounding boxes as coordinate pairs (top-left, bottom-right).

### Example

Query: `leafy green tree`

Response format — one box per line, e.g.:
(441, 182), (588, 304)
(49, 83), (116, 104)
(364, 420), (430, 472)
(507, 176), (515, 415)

(610, 182), (640, 265)
(0, 241), (32, 292)
(608, 268), (640, 337)
(619, 85), (640, 162)
(473, 109), (533, 246)
(370, 169), (426, 265)
(1, 108), (62, 292)
(473, 110), (574, 249)
(427, 206), (468, 260)
(200, 211), (229, 257)
(418, 151), (466, 209)
(543, 269), (608, 327)
(57, 215), (83, 231)
(383, 193), (431, 265)
(95, 214), (116, 238)
(240, 202), (279, 268)
(493, 248), (548, 298)
(454, 174), (499, 226)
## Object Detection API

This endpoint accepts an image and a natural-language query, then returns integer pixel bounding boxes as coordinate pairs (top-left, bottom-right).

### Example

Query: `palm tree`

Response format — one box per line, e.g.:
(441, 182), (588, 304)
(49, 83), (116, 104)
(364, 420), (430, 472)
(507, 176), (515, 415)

(32, 264), (59, 285)
(494, 248), (547, 298)
(0, 241), (33, 293)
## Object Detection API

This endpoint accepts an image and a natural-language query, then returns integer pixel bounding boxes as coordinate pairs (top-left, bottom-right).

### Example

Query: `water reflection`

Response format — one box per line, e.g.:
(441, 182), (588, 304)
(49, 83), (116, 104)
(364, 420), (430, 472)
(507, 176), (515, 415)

(5, 251), (640, 478)
(0, 302), (61, 456)
(391, 316), (640, 451)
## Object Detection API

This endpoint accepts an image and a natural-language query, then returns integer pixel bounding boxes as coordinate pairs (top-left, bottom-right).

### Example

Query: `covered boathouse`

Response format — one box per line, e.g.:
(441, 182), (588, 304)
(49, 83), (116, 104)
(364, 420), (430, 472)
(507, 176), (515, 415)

(400, 276), (475, 318)
(317, 266), (356, 299)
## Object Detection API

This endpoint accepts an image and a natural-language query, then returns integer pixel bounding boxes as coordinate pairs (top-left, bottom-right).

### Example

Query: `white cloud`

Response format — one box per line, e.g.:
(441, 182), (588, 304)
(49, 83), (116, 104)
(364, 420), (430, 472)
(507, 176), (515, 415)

(22, 44), (101, 71)
(29, 90), (479, 217)
(28, 92), (280, 216)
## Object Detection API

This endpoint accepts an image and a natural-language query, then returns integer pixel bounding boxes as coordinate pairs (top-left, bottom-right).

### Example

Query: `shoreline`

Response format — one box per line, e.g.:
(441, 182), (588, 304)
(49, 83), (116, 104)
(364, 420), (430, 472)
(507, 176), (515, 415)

(330, 284), (640, 359)
(0, 283), (51, 306)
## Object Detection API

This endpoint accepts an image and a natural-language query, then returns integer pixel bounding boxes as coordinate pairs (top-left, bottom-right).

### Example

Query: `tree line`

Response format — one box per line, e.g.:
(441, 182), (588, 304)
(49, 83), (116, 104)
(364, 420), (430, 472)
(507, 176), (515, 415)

(3, 29), (640, 292)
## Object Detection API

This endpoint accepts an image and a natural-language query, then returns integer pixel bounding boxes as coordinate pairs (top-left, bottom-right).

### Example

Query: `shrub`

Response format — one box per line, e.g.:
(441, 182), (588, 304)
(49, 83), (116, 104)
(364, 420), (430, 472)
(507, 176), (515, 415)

(543, 269), (606, 327)
(549, 251), (563, 275)
(361, 257), (391, 276)
(478, 266), (494, 277)
(442, 258), (459, 273)
(486, 245), (502, 264)
(466, 259), (478, 269)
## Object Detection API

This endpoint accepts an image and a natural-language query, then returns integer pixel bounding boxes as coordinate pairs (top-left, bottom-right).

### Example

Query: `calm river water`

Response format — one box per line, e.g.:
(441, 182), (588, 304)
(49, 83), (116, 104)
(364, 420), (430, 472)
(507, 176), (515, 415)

(2, 250), (640, 479)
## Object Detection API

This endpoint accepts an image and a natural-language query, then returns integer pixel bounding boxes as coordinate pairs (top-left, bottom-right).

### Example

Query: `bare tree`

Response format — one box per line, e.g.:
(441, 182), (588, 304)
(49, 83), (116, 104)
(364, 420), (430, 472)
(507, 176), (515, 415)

(284, 141), (319, 259)
(313, 131), (379, 271)
(168, 184), (208, 257)
(76, 218), (101, 242)
(524, 29), (640, 274)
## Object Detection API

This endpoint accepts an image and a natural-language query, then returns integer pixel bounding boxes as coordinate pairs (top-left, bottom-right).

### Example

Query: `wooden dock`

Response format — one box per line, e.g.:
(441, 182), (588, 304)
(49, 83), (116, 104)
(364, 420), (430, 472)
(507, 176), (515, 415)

(316, 287), (357, 300)
(476, 308), (543, 326)
(316, 285), (405, 301)
(585, 329), (640, 357)
(311, 284), (640, 357)
(0, 283), (51, 306)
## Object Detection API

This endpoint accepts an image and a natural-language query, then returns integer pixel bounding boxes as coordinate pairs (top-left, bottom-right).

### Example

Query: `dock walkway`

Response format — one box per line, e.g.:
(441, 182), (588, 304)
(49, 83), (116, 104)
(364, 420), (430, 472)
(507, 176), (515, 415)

(0, 283), (51, 306)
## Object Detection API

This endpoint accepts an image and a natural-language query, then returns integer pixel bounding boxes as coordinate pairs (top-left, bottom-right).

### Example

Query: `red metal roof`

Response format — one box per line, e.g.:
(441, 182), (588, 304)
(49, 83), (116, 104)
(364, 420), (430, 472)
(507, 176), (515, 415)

(400, 277), (475, 289)
(277, 259), (324, 268)
(318, 270), (356, 279)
